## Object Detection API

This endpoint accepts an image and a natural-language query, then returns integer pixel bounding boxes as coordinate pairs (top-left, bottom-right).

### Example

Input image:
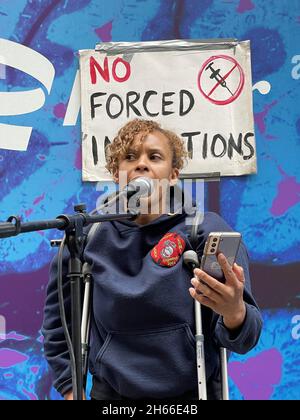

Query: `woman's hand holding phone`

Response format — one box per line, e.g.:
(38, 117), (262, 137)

(189, 253), (246, 330)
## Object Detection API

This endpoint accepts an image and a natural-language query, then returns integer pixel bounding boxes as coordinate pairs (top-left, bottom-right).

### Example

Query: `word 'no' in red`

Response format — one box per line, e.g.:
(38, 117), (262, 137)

(90, 56), (131, 84)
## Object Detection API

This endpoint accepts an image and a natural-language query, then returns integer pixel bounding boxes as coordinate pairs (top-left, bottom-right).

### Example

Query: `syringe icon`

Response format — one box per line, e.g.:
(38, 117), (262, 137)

(205, 62), (234, 96)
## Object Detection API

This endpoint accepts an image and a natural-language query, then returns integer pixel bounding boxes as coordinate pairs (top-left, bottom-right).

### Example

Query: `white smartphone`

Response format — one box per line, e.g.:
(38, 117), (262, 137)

(200, 232), (242, 281)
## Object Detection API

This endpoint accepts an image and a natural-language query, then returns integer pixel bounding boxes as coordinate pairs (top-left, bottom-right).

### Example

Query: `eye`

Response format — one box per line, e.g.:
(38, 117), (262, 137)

(150, 154), (162, 160)
(125, 153), (136, 161)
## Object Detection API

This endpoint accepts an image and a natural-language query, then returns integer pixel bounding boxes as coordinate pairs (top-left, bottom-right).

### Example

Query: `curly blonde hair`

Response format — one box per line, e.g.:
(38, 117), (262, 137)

(105, 119), (188, 175)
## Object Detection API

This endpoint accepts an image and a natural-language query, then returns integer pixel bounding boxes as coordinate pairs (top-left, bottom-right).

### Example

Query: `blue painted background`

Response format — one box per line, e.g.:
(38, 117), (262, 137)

(0, 0), (299, 400)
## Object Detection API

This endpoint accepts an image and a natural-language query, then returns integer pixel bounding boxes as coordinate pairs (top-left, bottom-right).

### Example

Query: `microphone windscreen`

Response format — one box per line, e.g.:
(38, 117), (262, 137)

(127, 177), (154, 198)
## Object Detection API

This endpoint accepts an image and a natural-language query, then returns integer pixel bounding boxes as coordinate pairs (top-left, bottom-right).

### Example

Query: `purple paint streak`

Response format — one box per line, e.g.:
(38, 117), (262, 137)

(30, 366), (40, 375)
(270, 166), (300, 216)
(75, 147), (82, 170)
(33, 193), (45, 206)
(25, 208), (33, 218)
(22, 387), (38, 400)
(254, 100), (278, 135)
(265, 134), (277, 141)
(25, 192), (46, 218)
(229, 349), (282, 400)
(0, 349), (29, 368)
(37, 154), (46, 161)
(95, 21), (113, 41)
(237, 0), (255, 13)
(53, 102), (67, 119)
(22, 0), (62, 46)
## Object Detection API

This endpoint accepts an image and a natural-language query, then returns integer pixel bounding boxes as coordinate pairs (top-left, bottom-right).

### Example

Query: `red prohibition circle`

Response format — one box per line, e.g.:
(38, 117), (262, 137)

(197, 55), (245, 105)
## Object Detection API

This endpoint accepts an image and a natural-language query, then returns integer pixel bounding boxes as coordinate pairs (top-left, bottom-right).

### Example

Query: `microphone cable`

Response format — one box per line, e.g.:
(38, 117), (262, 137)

(57, 235), (78, 400)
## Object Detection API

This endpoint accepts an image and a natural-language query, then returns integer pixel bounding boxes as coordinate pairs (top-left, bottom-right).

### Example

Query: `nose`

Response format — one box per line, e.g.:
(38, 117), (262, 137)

(135, 155), (150, 173)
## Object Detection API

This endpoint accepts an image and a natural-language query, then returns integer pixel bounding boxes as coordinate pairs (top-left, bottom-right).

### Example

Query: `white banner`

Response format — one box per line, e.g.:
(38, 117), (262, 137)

(79, 39), (256, 181)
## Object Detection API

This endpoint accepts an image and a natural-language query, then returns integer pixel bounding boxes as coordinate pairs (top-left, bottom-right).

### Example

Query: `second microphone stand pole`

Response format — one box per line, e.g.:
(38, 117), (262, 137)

(60, 204), (140, 400)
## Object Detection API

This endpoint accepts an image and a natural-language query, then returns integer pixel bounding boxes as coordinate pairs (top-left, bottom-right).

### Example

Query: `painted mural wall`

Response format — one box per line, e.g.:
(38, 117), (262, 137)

(0, 0), (299, 400)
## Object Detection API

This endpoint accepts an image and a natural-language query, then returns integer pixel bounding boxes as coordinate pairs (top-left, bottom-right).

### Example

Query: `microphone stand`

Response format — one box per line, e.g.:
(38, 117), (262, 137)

(0, 204), (139, 400)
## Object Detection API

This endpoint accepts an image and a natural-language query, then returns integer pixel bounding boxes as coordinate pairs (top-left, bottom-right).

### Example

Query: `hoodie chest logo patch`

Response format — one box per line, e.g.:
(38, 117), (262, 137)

(151, 232), (186, 267)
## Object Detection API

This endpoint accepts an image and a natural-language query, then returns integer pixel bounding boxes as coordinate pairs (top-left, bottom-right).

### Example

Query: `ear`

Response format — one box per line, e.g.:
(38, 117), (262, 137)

(169, 168), (179, 186)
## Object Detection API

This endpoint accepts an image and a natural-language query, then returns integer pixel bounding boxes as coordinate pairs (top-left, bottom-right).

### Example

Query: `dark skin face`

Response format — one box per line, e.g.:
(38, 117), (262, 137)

(114, 130), (179, 225)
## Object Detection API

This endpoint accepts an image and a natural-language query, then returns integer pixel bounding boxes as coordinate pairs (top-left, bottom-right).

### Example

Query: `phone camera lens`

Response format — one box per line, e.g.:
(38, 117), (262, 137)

(213, 238), (218, 242)
(211, 243), (216, 247)
(210, 248), (215, 253)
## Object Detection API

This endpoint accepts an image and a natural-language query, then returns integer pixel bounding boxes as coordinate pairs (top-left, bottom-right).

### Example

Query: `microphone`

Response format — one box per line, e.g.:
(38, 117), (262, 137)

(100, 177), (154, 211)
(123, 177), (154, 199)
(183, 250), (200, 272)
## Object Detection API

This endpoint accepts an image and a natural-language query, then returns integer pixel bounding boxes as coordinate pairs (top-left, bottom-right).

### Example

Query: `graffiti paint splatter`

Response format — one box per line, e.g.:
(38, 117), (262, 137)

(230, 349), (282, 400)
(271, 166), (300, 216)
(95, 21), (113, 41)
(254, 100), (278, 135)
(53, 103), (67, 119)
(237, 0), (255, 13)
(0, 349), (29, 368)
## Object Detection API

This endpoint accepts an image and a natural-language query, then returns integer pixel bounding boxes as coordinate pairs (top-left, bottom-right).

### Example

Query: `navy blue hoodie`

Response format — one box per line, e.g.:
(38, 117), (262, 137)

(42, 206), (262, 399)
